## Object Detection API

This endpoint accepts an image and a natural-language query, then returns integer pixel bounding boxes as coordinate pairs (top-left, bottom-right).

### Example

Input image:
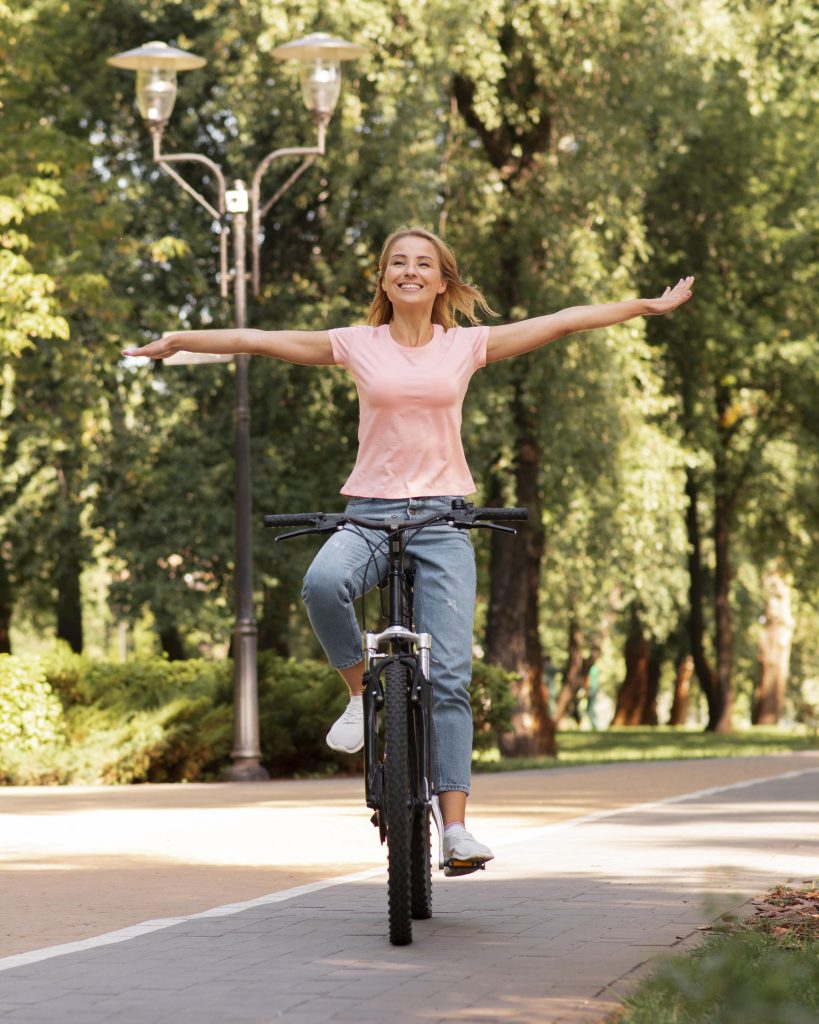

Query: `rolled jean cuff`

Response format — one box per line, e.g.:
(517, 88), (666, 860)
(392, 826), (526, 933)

(435, 785), (470, 796)
(333, 655), (365, 671)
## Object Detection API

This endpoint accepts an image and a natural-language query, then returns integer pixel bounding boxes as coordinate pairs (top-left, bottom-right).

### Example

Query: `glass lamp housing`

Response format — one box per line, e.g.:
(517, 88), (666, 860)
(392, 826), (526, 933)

(300, 59), (342, 116)
(136, 67), (178, 124)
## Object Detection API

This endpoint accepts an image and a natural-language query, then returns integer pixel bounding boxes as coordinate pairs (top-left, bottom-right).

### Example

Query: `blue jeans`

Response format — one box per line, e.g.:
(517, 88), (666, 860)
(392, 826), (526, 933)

(301, 496), (476, 794)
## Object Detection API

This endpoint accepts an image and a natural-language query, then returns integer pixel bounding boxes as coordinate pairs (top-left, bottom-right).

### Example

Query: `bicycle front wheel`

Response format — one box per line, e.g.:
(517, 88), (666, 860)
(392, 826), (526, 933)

(384, 658), (413, 946)
(410, 803), (432, 920)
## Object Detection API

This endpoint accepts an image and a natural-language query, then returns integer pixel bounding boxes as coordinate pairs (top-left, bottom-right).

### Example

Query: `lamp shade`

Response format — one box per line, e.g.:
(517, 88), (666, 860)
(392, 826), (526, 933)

(107, 41), (207, 72)
(270, 33), (366, 63)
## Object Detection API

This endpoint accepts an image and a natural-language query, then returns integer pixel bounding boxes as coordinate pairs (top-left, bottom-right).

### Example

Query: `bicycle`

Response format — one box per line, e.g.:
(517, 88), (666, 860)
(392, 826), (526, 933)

(263, 498), (528, 945)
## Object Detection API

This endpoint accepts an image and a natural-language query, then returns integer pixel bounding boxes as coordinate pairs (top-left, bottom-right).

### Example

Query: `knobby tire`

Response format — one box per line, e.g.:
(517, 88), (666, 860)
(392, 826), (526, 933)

(385, 659), (412, 945)
(410, 803), (432, 919)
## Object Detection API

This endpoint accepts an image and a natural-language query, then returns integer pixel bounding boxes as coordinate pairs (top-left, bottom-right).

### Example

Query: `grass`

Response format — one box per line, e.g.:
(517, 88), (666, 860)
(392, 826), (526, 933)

(474, 725), (817, 772)
(610, 884), (819, 1024)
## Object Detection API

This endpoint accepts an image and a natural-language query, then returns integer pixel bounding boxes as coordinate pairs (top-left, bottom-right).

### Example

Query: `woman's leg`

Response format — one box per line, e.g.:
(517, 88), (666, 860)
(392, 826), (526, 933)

(408, 510), (493, 863)
(301, 523), (387, 673)
(301, 514), (390, 750)
(406, 507), (476, 812)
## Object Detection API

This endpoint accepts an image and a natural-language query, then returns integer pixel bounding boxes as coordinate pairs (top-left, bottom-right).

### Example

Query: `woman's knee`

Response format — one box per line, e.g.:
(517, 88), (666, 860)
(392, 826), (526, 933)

(302, 559), (345, 612)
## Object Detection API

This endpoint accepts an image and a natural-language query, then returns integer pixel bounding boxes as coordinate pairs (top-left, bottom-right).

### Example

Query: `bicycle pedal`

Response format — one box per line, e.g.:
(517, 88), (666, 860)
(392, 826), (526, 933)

(443, 860), (486, 877)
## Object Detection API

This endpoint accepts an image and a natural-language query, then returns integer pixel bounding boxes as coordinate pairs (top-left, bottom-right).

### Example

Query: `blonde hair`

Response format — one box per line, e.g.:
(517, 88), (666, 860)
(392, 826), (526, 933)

(367, 226), (496, 329)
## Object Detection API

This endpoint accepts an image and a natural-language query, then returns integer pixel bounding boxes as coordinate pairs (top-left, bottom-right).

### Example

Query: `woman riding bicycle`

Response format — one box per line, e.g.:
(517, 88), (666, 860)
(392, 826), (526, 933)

(125, 226), (693, 868)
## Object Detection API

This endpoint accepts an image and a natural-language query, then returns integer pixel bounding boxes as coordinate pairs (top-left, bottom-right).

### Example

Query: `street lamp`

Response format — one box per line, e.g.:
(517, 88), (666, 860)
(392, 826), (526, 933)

(109, 32), (365, 781)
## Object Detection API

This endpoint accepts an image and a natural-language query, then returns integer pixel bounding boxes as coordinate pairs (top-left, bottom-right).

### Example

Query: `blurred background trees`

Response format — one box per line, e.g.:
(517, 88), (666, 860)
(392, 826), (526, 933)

(1, 0), (816, 744)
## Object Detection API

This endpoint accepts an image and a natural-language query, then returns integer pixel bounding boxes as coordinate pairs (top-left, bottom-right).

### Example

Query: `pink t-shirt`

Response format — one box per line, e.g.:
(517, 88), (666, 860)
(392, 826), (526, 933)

(328, 322), (489, 498)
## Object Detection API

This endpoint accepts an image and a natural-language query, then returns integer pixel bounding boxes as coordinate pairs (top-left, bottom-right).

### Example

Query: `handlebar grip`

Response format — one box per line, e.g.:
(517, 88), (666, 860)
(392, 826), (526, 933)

(263, 513), (322, 528)
(472, 507), (529, 522)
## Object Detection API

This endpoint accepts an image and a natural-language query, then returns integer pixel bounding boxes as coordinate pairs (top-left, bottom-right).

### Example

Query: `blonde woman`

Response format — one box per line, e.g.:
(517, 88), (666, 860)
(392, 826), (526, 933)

(125, 226), (693, 868)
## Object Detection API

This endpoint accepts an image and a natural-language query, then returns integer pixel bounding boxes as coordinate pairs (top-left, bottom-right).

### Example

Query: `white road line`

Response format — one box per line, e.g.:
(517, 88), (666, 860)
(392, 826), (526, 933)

(1, 764), (816, 974)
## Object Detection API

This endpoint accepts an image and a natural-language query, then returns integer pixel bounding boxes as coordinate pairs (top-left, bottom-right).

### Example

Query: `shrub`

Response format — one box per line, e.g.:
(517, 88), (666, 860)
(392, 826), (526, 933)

(257, 653), (352, 776)
(0, 651), (515, 784)
(63, 659), (233, 783)
(2, 655), (233, 785)
(256, 653), (516, 774)
(0, 655), (64, 751)
(470, 660), (516, 750)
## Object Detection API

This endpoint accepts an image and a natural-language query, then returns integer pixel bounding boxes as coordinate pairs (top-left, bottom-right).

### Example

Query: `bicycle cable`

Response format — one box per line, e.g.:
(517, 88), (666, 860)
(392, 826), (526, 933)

(349, 513), (450, 633)
(342, 522), (391, 635)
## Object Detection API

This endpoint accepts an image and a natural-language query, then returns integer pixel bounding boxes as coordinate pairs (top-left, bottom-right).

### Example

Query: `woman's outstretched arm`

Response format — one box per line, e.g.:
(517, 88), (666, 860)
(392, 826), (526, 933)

(123, 327), (334, 366)
(485, 276), (694, 363)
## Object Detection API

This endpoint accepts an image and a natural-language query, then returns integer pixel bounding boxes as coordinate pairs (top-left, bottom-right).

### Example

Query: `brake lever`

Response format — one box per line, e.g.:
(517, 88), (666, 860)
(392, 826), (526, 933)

(447, 520), (517, 536)
(476, 522), (517, 535)
(274, 526), (335, 542)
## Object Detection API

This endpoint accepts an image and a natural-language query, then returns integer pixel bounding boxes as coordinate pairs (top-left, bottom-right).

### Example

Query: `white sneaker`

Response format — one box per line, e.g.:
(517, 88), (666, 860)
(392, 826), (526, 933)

(326, 694), (364, 753)
(443, 824), (494, 867)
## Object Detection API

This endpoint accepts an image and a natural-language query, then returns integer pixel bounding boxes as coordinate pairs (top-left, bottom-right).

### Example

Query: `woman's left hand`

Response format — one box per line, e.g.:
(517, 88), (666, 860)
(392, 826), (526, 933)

(644, 276), (695, 315)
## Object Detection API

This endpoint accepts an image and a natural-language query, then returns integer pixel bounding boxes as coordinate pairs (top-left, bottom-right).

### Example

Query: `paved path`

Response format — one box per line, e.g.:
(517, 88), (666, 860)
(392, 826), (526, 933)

(1, 754), (817, 1023)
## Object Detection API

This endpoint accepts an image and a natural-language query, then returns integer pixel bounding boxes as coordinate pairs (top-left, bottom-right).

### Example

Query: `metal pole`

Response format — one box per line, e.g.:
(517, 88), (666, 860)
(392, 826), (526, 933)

(225, 179), (268, 781)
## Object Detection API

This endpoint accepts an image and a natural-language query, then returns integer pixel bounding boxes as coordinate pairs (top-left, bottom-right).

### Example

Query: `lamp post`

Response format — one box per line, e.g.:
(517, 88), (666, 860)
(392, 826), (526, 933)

(109, 33), (365, 781)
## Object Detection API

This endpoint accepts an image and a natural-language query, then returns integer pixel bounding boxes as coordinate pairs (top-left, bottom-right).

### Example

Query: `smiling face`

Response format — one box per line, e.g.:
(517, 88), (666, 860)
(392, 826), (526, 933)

(381, 234), (448, 312)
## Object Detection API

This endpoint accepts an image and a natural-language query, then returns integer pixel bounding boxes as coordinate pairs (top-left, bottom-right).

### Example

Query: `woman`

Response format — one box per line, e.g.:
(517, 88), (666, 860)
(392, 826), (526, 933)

(124, 225), (694, 869)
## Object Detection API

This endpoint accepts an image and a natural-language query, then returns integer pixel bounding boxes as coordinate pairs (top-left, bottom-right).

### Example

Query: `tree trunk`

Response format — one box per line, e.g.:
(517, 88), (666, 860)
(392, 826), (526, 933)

(486, 371), (555, 757)
(552, 617), (585, 725)
(0, 548), (11, 654)
(643, 645), (662, 725)
(712, 388), (734, 732)
(669, 654), (694, 725)
(612, 608), (651, 726)
(55, 531), (83, 653)
(752, 571), (793, 725)
(54, 456), (84, 653)
(56, 562), (83, 652)
(684, 467), (719, 727)
(158, 623), (186, 661)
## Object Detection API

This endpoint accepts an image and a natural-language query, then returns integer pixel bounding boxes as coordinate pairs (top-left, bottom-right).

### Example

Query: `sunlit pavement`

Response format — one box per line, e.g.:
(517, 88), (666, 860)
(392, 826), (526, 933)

(1, 753), (817, 1023)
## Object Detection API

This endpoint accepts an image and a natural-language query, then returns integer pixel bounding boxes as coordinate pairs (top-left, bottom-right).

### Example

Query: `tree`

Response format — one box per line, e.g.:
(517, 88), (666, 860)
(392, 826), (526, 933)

(437, 0), (694, 750)
(641, 2), (818, 730)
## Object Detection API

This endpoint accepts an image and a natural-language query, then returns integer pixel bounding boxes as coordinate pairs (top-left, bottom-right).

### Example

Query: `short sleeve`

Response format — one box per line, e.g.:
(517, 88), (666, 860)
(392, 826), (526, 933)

(461, 325), (489, 370)
(328, 326), (354, 368)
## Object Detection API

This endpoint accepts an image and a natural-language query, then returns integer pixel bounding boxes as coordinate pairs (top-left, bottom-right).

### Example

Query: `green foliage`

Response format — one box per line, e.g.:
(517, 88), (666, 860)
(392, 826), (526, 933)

(256, 653), (515, 775)
(1, 0), (816, 747)
(0, 650), (513, 783)
(256, 652), (350, 776)
(470, 659), (516, 750)
(619, 925), (819, 1024)
(0, 652), (233, 785)
(0, 653), (63, 750)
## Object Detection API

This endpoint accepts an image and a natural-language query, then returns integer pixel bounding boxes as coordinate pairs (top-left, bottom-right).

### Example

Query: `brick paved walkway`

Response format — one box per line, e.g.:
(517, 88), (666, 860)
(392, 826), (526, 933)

(1, 757), (817, 1023)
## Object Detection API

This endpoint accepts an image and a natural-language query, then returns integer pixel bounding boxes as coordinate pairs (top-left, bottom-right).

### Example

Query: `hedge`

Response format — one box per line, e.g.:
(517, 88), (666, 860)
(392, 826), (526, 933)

(0, 654), (64, 752)
(0, 649), (515, 785)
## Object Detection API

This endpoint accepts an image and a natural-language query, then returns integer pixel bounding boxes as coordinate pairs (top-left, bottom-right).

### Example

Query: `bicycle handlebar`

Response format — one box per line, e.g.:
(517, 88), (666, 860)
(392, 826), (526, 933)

(262, 504), (528, 539)
(262, 512), (334, 528)
(473, 507), (528, 523)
